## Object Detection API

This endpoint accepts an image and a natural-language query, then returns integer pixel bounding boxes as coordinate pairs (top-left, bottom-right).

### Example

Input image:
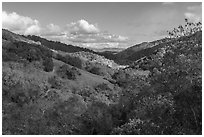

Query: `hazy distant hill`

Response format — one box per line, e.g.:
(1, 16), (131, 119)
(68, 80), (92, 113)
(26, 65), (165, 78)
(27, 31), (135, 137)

(102, 38), (172, 65)
(92, 47), (125, 53)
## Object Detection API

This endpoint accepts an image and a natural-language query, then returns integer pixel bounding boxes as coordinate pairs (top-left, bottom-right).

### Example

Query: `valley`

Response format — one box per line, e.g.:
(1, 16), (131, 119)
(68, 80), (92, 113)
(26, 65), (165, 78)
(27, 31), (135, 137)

(2, 18), (202, 135)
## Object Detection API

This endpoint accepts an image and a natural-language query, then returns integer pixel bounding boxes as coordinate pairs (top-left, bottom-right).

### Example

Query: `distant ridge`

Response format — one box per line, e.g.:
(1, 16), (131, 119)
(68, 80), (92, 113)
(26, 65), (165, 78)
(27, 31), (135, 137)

(26, 35), (97, 53)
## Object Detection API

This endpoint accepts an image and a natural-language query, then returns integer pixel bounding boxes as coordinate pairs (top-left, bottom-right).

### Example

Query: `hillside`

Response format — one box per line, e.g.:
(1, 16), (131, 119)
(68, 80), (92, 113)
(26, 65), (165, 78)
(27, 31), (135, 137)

(26, 35), (96, 53)
(97, 38), (173, 65)
(2, 29), (124, 134)
(111, 38), (172, 65)
(3, 29), (41, 45)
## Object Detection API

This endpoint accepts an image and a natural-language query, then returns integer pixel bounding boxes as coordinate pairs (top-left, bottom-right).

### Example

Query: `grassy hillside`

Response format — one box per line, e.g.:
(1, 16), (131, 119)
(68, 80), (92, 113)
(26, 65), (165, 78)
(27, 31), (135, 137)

(2, 29), (123, 134)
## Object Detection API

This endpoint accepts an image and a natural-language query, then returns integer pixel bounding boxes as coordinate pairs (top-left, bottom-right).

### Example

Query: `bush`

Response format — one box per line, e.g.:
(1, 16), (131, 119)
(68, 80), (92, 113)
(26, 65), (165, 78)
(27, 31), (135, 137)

(48, 76), (63, 89)
(167, 18), (202, 38)
(112, 71), (130, 87)
(56, 64), (81, 80)
(88, 66), (102, 75)
(80, 101), (113, 134)
(65, 55), (82, 69)
(95, 83), (111, 91)
(43, 57), (54, 72)
(2, 49), (21, 62)
(55, 54), (83, 69)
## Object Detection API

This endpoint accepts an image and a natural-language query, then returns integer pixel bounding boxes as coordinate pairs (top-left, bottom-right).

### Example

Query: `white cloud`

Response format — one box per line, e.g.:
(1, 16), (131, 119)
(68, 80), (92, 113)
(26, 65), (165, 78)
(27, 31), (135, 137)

(42, 23), (62, 36)
(61, 19), (129, 49)
(111, 35), (128, 42)
(2, 11), (64, 36)
(67, 19), (100, 35)
(2, 11), (130, 49)
(47, 30), (129, 49)
(66, 32), (128, 43)
(2, 11), (41, 35)
(81, 42), (120, 49)
(185, 4), (202, 22)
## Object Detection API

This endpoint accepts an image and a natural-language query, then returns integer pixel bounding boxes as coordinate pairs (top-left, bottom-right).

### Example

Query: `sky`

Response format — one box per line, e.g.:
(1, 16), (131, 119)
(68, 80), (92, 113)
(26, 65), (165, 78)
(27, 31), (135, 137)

(2, 2), (202, 49)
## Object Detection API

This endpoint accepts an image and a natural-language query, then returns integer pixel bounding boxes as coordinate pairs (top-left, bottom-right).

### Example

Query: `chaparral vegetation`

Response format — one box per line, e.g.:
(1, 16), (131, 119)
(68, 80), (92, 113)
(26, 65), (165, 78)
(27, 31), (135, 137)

(2, 19), (202, 135)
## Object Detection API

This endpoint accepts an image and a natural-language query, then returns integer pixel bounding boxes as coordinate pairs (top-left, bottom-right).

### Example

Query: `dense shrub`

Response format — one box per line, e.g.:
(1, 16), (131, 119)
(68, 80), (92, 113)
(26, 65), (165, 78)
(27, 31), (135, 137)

(95, 83), (111, 91)
(55, 54), (83, 69)
(109, 21), (202, 135)
(3, 41), (54, 72)
(112, 70), (130, 87)
(2, 49), (21, 62)
(80, 101), (113, 134)
(42, 57), (54, 72)
(145, 24), (201, 134)
(65, 55), (83, 69)
(88, 66), (102, 75)
(40, 94), (87, 134)
(56, 64), (81, 80)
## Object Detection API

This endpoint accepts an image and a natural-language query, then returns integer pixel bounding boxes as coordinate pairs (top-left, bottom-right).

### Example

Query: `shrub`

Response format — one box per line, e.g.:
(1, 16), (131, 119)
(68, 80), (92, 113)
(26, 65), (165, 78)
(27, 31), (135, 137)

(2, 49), (21, 62)
(88, 66), (102, 75)
(80, 101), (113, 134)
(167, 18), (202, 38)
(95, 83), (111, 91)
(65, 55), (82, 69)
(56, 64), (81, 80)
(77, 87), (95, 101)
(55, 54), (83, 69)
(43, 57), (54, 72)
(48, 76), (63, 89)
(112, 71), (130, 87)
(41, 94), (87, 134)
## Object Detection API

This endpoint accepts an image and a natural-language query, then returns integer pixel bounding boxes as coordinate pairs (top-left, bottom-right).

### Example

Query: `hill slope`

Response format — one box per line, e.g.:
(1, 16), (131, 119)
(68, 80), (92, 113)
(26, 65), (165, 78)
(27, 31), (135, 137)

(26, 35), (96, 53)
(113, 38), (172, 65)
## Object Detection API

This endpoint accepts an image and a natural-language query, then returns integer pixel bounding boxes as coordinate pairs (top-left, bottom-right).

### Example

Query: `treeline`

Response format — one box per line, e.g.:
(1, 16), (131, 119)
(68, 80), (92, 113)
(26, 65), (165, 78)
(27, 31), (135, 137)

(26, 35), (96, 53)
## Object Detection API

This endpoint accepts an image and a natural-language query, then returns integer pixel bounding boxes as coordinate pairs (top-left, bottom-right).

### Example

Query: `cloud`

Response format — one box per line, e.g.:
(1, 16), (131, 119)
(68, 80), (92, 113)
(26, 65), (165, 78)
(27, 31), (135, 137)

(82, 43), (119, 48)
(185, 4), (202, 22)
(80, 42), (128, 49)
(67, 19), (100, 35)
(42, 23), (62, 36)
(2, 11), (41, 35)
(61, 19), (129, 49)
(2, 11), (63, 36)
(67, 32), (128, 43)
(2, 11), (129, 49)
